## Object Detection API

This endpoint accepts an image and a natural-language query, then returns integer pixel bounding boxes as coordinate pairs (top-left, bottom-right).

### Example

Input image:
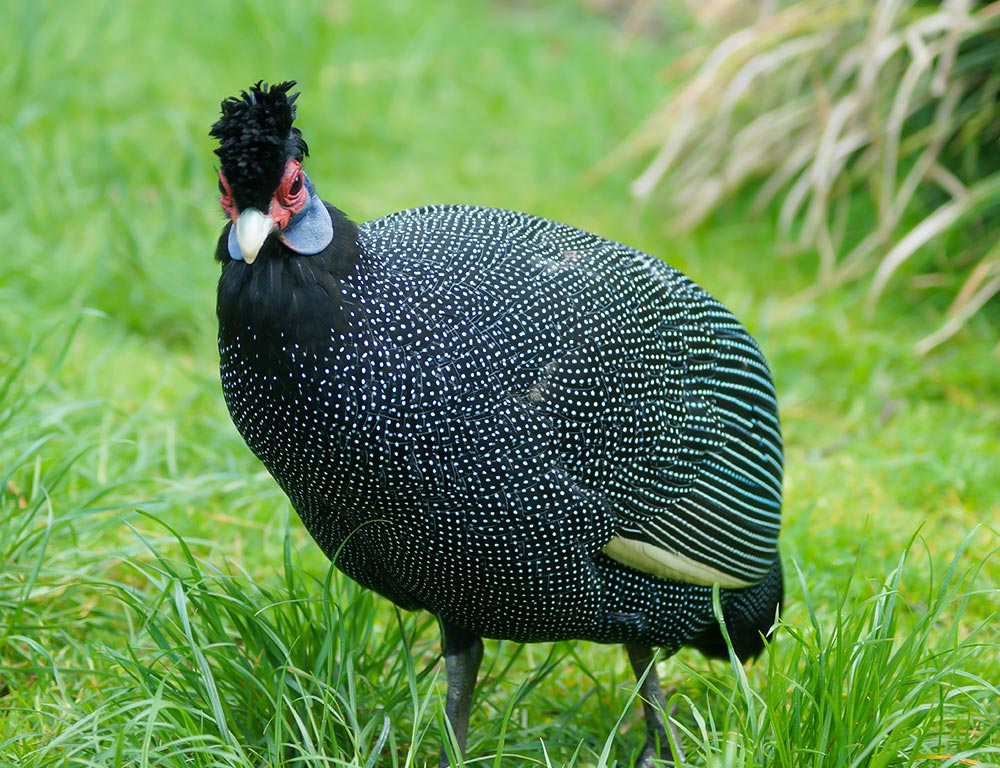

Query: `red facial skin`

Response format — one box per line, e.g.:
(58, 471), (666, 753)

(218, 172), (238, 221)
(218, 158), (308, 230)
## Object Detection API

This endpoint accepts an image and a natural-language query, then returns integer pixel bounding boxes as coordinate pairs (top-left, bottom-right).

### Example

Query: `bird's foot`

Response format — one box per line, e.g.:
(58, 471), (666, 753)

(633, 685), (684, 767)
(626, 644), (685, 767)
(636, 743), (665, 768)
(634, 736), (682, 766)
(634, 736), (677, 767)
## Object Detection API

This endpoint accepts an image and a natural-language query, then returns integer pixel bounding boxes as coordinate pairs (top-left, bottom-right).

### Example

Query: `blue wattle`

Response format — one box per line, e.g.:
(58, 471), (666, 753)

(226, 173), (334, 262)
(227, 223), (244, 261)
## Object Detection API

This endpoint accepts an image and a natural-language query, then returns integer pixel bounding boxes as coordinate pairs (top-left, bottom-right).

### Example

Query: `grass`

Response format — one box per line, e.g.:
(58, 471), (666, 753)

(607, 0), (1000, 353)
(1, 0), (998, 765)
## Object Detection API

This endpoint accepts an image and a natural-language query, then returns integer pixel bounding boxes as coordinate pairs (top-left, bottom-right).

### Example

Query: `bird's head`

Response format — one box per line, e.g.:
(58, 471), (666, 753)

(210, 80), (333, 264)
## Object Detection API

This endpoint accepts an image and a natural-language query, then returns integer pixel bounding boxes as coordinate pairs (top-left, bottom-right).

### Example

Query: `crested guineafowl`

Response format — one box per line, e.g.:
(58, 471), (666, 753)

(211, 81), (783, 767)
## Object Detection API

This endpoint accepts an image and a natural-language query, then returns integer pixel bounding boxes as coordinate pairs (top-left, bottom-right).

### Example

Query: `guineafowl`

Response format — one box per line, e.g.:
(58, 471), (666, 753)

(211, 81), (783, 767)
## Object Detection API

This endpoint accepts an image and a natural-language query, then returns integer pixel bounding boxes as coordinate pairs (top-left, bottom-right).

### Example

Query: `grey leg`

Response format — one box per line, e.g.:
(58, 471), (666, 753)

(439, 622), (484, 767)
(625, 642), (683, 767)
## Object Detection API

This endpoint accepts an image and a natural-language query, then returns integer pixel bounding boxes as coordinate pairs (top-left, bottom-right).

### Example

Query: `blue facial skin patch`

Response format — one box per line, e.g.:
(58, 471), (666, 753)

(226, 174), (333, 262)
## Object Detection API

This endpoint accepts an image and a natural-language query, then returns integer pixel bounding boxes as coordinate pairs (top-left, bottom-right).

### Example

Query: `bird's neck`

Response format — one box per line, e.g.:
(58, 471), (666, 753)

(216, 205), (361, 355)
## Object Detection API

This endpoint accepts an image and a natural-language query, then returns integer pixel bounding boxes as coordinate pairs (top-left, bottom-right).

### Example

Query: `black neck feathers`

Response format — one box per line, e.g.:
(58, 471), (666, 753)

(216, 205), (360, 353)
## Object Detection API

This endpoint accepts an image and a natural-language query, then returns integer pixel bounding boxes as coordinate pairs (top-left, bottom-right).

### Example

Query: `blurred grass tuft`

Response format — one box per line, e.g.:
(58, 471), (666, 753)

(607, 0), (1000, 352)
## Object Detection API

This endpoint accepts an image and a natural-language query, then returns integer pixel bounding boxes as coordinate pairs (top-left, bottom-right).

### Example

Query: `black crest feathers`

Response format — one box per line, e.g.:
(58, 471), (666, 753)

(210, 81), (309, 210)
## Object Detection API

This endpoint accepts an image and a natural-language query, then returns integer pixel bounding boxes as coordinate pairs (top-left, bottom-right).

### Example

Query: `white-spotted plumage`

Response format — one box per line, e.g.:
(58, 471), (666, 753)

(219, 204), (783, 650)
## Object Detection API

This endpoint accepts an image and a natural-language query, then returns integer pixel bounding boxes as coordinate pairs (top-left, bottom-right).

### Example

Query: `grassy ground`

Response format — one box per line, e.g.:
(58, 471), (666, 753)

(2, 1), (998, 766)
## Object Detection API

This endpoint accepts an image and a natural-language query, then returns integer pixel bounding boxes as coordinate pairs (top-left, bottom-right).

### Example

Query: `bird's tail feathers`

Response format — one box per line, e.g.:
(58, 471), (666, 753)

(688, 555), (783, 662)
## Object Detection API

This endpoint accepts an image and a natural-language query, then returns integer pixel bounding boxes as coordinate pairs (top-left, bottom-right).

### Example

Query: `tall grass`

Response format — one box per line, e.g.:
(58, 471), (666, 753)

(21, 519), (439, 767)
(609, 0), (1000, 351)
(677, 532), (1000, 767)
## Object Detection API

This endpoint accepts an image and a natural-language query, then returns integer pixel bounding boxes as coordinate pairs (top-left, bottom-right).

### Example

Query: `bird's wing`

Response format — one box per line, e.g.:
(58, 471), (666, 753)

(496, 210), (784, 588)
(370, 206), (783, 588)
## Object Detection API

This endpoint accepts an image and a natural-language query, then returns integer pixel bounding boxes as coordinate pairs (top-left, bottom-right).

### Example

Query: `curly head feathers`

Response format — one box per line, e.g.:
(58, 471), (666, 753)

(210, 81), (309, 211)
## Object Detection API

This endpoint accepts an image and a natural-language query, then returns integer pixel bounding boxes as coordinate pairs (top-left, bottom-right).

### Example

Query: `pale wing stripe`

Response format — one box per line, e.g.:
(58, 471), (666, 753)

(623, 505), (775, 583)
(617, 452), (782, 583)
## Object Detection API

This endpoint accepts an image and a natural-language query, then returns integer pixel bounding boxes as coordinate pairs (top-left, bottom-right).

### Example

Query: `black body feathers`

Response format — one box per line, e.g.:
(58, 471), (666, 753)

(217, 203), (783, 653)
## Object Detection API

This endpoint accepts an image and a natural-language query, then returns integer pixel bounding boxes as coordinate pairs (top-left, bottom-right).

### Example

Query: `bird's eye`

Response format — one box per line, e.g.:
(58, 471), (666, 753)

(276, 162), (306, 212)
